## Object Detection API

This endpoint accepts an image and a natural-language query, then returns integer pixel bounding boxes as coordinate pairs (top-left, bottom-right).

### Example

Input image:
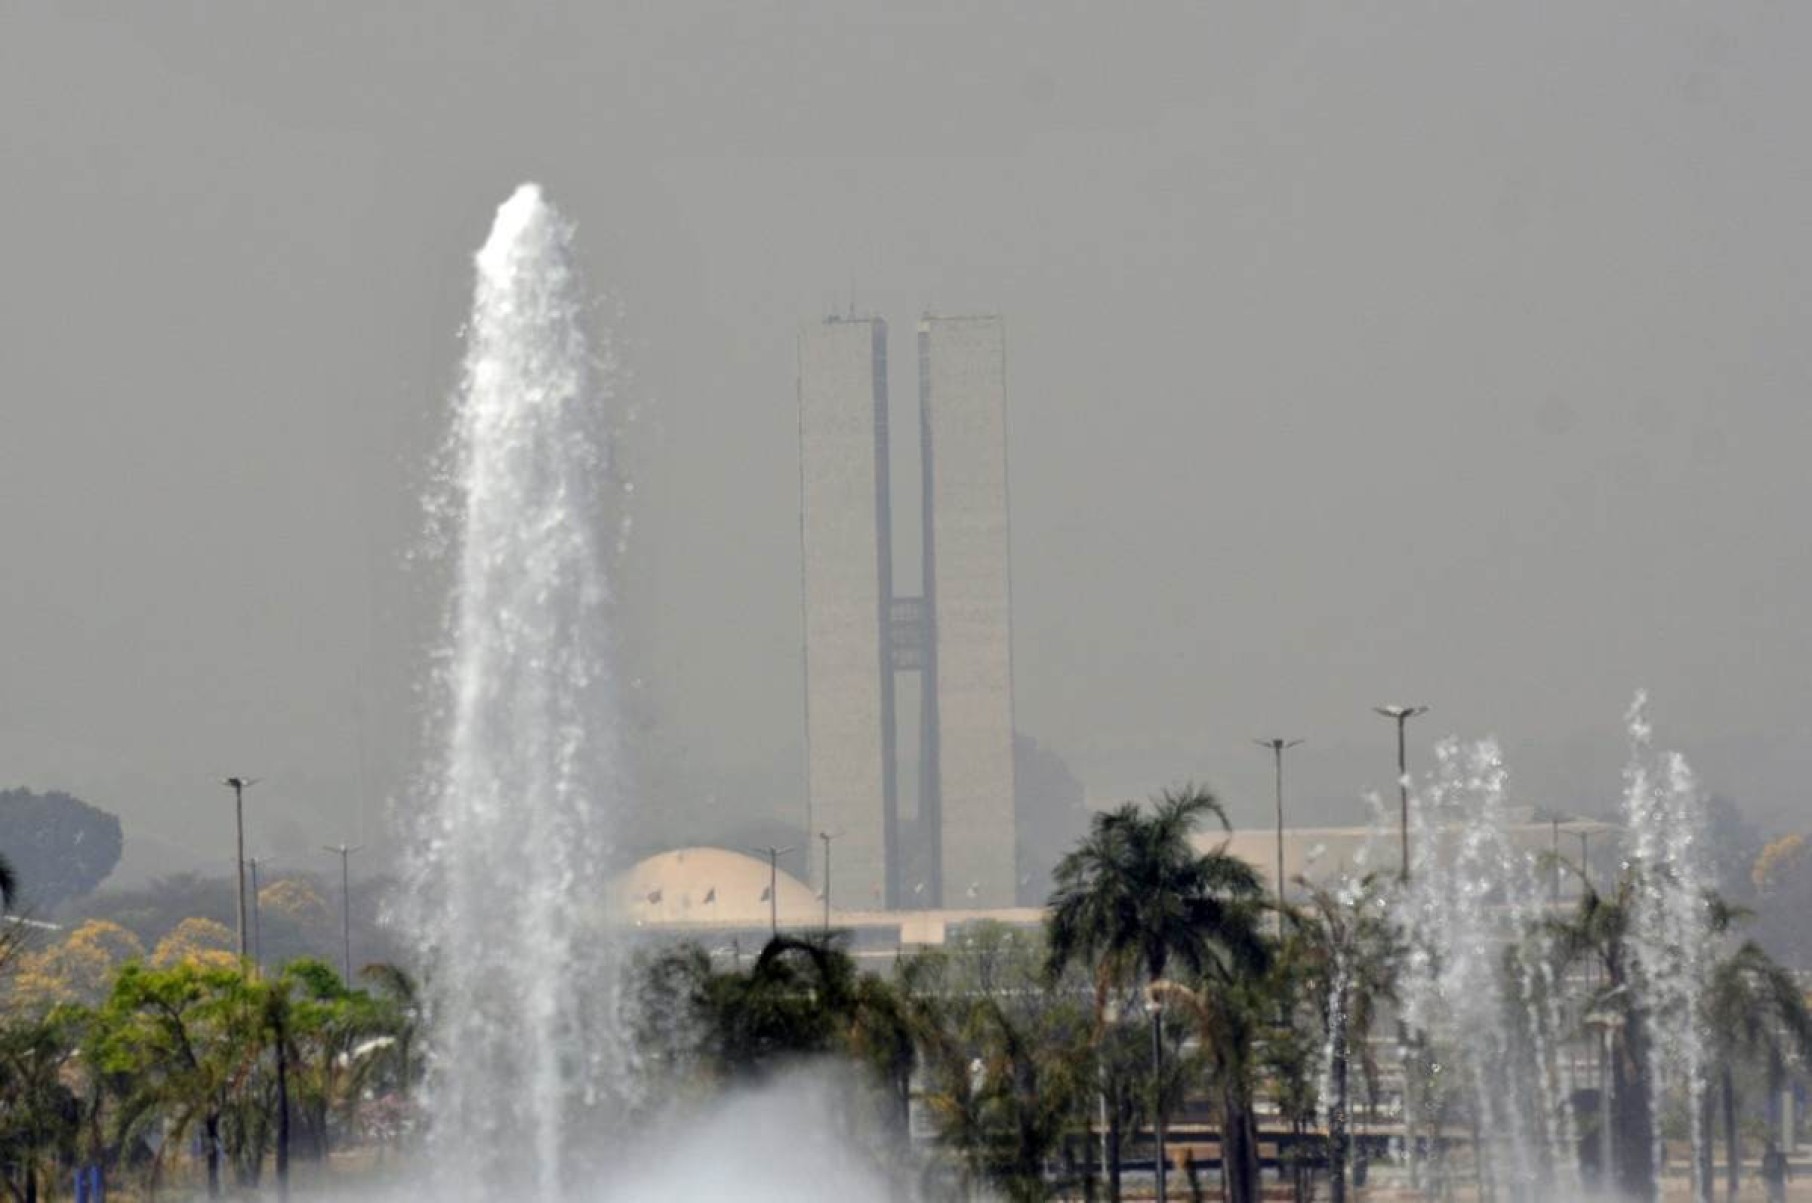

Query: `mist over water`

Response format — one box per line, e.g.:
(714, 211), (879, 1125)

(403, 183), (629, 1199)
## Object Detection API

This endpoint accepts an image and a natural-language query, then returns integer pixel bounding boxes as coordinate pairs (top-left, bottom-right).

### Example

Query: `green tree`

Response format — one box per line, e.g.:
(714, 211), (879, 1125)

(1549, 875), (1654, 1201)
(626, 943), (715, 1098)
(1285, 875), (1398, 1203)
(0, 789), (122, 912)
(91, 961), (255, 1198)
(259, 976), (295, 1200)
(0, 1008), (84, 1203)
(917, 995), (1087, 1202)
(685, 935), (921, 1186)
(1148, 965), (1269, 1203)
(902, 926), (1098, 1201)
(1551, 874), (1741, 1203)
(699, 935), (860, 1076)
(1702, 940), (1812, 1201)
(1045, 786), (1268, 1203)
(353, 961), (423, 1144)
(279, 958), (381, 1165)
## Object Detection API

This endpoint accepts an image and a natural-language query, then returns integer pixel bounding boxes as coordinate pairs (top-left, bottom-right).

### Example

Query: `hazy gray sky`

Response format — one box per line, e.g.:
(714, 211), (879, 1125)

(4, 3), (1809, 881)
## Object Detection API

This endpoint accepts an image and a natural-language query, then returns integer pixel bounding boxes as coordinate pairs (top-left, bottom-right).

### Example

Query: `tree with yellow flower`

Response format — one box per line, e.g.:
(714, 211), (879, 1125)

(9, 919), (144, 1009)
(152, 916), (240, 972)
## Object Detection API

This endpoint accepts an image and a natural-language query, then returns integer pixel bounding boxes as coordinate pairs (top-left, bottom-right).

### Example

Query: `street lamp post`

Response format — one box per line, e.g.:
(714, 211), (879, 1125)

(323, 844), (361, 982)
(1147, 991), (1168, 1203)
(1551, 814), (1561, 903)
(818, 832), (834, 936)
(1254, 738), (1304, 937)
(1371, 706), (1426, 1191)
(1372, 706), (1428, 880)
(249, 856), (269, 977)
(754, 845), (796, 939)
(223, 777), (258, 968)
(1584, 1004), (1625, 1187)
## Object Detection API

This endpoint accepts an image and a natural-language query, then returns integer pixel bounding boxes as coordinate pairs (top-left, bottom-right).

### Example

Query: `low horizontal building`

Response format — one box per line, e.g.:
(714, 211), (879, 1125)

(612, 818), (1618, 959)
(613, 846), (1041, 957)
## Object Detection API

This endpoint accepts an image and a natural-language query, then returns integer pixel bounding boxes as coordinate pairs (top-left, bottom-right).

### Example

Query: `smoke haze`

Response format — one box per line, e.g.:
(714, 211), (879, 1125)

(3, 4), (1809, 882)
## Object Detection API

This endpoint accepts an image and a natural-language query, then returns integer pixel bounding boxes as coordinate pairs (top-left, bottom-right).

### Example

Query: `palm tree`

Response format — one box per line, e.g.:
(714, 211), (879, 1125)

(1046, 785), (1268, 1203)
(1285, 875), (1398, 1203)
(1703, 940), (1812, 1201)
(255, 976), (296, 1201)
(1549, 874), (1653, 1202)
(279, 958), (380, 1165)
(1148, 968), (1266, 1203)
(700, 934), (858, 1077)
(917, 994), (1087, 1202)
(354, 961), (422, 1148)
(1551, 873), (1742, 1203)
(903, 933), (1100, 1202)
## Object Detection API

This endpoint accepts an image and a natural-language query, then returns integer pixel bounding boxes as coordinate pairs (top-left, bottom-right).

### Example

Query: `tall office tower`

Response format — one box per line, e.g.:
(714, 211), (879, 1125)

(797, 312), (1016, 910)
(919, 315), (1017, 909)
(797, 317), (897, 910)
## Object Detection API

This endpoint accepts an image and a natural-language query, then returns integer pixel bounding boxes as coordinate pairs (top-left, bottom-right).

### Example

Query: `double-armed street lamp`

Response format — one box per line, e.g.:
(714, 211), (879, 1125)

(1372, 705), (1428, 1190)
(1253, 738), (1304, 937)
(1371, 706), (1428, 880)
(223, 777), (259, 968)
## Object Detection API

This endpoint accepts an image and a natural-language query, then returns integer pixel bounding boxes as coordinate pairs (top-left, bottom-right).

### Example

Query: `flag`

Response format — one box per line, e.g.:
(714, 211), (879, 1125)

(703, 887), (716, 904)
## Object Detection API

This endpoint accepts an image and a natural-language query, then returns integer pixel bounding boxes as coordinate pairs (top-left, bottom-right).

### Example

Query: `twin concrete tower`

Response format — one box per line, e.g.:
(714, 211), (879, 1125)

(798, 314), (1017, 910)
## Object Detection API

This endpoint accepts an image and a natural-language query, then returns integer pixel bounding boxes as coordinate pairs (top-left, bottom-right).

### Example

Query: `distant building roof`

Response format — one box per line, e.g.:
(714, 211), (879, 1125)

(1200, 819), (1620, 889)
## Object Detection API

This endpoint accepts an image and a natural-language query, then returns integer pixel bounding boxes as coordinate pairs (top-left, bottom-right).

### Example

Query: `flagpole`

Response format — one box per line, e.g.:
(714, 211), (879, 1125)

(752, 845), (796, 939)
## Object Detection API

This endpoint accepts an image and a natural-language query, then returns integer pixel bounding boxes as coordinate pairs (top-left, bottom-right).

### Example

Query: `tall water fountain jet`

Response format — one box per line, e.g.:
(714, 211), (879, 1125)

(1395, 738), (1579, 1202)
(1620, 692), (1715, 1201)
(404, 183), (627, 1199)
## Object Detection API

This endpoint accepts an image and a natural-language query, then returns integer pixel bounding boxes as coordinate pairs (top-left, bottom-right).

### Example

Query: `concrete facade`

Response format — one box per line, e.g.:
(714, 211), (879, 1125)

(797, 317), (895, 909)
(797, 312), (1016, 910)
(919, 316), (1018, 909)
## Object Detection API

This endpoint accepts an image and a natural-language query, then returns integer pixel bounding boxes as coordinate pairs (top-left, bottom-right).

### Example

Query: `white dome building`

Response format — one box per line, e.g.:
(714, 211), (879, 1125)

(613, 846), (817, 929)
